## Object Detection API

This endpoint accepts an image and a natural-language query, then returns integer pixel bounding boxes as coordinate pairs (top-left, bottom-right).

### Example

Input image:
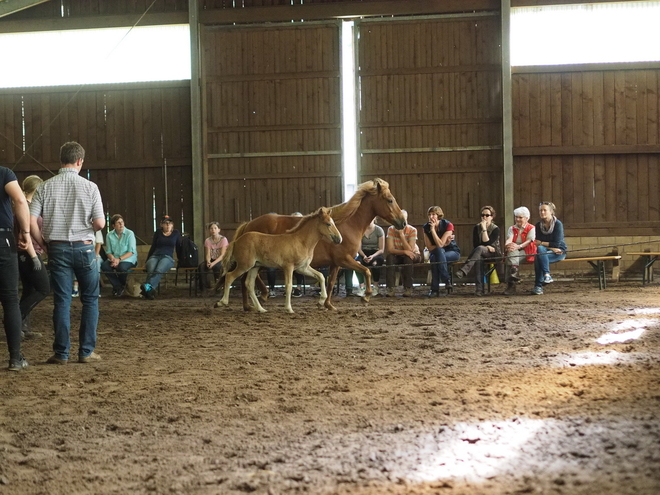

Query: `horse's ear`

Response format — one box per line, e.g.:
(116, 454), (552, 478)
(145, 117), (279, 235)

(374, 178), (383, 194)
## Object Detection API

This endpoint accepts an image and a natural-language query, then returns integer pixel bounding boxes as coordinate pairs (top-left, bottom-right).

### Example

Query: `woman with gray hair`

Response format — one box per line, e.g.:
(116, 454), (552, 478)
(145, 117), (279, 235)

(503, 206), (536, 295)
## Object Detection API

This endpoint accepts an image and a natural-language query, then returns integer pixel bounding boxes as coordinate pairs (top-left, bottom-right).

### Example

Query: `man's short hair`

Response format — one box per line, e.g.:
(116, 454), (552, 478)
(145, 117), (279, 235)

(60, 141), (85, 165)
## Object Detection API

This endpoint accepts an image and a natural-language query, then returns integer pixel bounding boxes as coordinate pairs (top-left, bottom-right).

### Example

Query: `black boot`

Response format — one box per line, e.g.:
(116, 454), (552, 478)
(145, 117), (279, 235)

(22, 313), (42, 340)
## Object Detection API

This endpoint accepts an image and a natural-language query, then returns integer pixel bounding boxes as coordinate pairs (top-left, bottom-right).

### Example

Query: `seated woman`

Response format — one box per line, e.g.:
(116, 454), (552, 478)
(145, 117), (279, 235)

(503, 206), (536, 296)
(455, 205), (501, 296)
(385, 210), (421, 297)
(347, 218), (385, 297)
(199, 221), (228, 290)
(101, 214), (137, 297)
(423, 205), (460, 297)
(532, 201), (567, 295)
(141, 215), (181, 300)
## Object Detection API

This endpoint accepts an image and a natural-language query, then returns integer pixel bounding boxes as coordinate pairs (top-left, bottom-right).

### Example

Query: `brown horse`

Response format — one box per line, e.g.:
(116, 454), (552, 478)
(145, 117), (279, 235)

(223, 178), (406, 310)
(216, 207), (342, 313)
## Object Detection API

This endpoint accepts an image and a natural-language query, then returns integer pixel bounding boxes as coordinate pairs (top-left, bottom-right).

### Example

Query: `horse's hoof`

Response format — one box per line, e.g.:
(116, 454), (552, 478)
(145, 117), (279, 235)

(213, 300), (224, 308)
(361, 295), (371, 303)
(324, 302), (337, 311)
(258, 308), (267, 313)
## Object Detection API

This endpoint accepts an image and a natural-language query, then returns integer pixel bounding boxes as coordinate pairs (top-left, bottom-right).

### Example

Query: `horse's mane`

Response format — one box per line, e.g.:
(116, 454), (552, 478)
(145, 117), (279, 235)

(286, 207), (328, 234)
(330, 178), (389, 224)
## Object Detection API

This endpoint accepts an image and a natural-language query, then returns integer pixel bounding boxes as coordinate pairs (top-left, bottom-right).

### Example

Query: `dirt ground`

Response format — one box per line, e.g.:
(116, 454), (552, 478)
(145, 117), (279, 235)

(1, 278), (659, 495)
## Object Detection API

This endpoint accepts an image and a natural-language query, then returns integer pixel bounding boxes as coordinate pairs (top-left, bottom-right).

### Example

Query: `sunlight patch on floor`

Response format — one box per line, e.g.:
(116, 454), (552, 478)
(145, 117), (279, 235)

(596, 317), (656, 345)
(409, 419), (544, 482)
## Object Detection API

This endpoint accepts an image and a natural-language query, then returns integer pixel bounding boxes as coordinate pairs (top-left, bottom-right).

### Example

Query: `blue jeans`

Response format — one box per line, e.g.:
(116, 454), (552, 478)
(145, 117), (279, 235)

(48, 242), (100, 360)
(101, 259), (136, 291)
(534, 245), (566, 287)
(429, 247), (461, 290)
(145, 255), (175, 289)
(0, 232), (22, 361)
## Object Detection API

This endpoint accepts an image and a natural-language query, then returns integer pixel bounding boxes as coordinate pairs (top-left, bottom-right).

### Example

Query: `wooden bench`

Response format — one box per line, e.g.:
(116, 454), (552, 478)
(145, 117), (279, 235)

(556, 255), (622, 290)
(626, 252), (660, 285)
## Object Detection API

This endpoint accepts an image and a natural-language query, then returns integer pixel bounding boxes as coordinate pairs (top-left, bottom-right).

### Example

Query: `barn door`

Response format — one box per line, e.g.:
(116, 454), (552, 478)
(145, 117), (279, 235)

(355, 14), (503, 241)
(201, 22), (342, 235)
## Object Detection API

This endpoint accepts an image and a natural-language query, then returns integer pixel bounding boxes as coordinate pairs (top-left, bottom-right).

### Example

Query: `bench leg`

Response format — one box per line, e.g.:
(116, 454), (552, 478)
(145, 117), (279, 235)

(587, 260), (606, 290)
(642, 255), (657, 285)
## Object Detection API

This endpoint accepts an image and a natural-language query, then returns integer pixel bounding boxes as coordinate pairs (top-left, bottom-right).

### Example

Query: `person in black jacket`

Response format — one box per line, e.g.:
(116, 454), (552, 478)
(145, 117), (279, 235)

(455, 205), (501, 296)
(141, 215), (181, 299)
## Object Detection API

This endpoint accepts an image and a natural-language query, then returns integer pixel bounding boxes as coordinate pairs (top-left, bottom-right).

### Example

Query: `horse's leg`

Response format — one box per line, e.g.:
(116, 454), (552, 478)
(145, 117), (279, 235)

(256, 272), (269, 303)
(300, 265), (327, 308)
(217, 268), (241, 308)
(246, 268), (267, 313)
(240, 273), (250, 311)
(343, 256), (373, 303)
(323, 265), (340, 310)
(283, 267), (294, 314)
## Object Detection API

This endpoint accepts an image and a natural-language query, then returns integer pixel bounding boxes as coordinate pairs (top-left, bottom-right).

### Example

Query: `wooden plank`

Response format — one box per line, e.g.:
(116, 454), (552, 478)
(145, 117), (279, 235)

(637, 153), (649, 222)
(571, 73), (583, 146)
(614, 71), (626, 145)
(513, 144), (660, 156)
(560, 73), (572, 146)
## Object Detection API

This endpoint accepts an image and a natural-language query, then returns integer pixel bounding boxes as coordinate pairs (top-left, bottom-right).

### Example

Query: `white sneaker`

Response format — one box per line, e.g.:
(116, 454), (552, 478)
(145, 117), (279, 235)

(355, 287), (365, 297)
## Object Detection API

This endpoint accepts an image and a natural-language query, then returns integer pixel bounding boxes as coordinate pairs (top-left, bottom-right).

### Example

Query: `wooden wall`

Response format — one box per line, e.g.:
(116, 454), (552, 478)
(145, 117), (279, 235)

(0, 82), (192, 243)
(513, 65), (660, 236)
(357, 15), (503, 248)
(202, 23), (342, 233)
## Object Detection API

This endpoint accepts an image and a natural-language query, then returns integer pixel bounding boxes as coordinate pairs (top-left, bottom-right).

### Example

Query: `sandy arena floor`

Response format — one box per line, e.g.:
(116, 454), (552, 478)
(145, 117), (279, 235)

(1, 280), (659, 495)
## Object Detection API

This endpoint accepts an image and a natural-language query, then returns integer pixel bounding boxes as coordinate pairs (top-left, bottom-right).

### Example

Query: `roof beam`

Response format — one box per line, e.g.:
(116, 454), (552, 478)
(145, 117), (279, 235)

(0, 0), (50, 19)
(200, 0), (499, 24)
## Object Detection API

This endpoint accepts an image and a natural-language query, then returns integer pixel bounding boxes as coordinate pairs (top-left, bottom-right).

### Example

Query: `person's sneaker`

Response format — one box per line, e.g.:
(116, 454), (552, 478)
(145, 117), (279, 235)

(427, 290), (439, 297)
(292, 288), (303, 298)
(79, 352), (102, 364)
(542, 274), (554, 285)
(386, 288), (395, 297)
(403, 288), (413, 297)
(113, 287), (125, 297)
(354, 287), (366, 297)
(8, 356), (28, 371)
(531, 286), (544, 295)
(140, 284), (147, 297)
(72, 289), (79, 297)
(455, 269), (465, 279)
(145, 288), (156, 300)
(47, 355), (68, 365)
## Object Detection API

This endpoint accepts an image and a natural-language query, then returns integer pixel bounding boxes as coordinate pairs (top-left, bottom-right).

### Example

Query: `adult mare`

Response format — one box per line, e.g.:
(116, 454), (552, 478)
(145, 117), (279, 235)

(219, 178), (406, 310)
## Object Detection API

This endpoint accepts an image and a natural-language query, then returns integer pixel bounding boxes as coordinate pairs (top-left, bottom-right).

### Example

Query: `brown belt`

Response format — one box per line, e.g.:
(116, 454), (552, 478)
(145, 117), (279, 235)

(49, 240), (93, 245)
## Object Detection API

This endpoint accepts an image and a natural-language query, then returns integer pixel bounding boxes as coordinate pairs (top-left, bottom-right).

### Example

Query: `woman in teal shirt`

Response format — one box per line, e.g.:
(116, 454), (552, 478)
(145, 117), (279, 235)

(101, 214), (138, 297)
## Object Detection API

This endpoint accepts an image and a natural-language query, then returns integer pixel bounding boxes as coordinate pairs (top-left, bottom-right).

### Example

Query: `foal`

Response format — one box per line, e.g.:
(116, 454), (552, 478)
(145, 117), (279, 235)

(216, 207), (342, 313)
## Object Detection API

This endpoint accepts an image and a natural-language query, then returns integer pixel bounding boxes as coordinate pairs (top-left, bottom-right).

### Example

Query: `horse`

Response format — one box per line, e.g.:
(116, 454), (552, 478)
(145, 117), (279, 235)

(215, 207), (342, 314)
(219, 178), (406, 311)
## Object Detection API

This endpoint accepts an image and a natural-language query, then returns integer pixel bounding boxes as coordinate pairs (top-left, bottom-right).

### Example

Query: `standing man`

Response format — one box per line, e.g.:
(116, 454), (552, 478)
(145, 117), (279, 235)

(1, 166), (32, 371)
(30, 142), (105, 364)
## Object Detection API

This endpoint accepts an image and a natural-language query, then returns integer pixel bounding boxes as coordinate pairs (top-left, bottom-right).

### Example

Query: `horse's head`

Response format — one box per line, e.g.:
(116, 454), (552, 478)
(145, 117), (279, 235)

(371, 178), (407, 230)
(316, 207), (342, 245)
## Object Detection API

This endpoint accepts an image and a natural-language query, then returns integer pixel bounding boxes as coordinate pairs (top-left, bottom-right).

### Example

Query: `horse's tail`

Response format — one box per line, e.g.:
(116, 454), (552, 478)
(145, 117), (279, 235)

(221, 241), (235, 277)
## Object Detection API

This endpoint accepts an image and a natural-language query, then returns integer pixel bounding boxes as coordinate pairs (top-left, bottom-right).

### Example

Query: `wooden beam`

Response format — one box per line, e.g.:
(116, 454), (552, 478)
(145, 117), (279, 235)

(0, 0), (49, 19)
(200, 0), (499, 24)
(0, 11), (188, 32)
(514, 144), (660, 156)
(513, 61), (660, 74)
(512, 0), (639, 6)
